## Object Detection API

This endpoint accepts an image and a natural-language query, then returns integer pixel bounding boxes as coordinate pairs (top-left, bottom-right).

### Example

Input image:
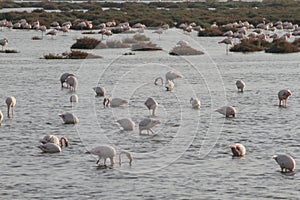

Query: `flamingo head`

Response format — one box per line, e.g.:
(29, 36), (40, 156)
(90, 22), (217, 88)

(58, 114), (65, 119)
(229, 144), (241, 156)
(190, 97), (194, 103)
(153, 120), (161, 125)
(40, 135), (51, 144)
(122, 99), (129, 104)
(287, 90), (292, 97)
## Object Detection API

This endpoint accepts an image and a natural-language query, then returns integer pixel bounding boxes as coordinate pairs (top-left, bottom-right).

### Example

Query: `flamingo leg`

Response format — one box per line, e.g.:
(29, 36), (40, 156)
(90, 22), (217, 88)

(149, 128), (154, 134)
(96, 159), (100, 164)
(110, 157), (114, 166)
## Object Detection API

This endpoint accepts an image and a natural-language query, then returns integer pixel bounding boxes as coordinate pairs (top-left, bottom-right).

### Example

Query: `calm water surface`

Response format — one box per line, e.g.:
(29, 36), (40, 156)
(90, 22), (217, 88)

(0, 28), (300, 199)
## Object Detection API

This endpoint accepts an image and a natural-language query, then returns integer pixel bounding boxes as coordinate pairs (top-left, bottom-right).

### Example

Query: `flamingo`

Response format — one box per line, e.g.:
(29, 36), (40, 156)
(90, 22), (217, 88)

(273, 154), (295, 172)
(6, 96), (16, 118)
(93, 86), (106, 97)
(116, 118), (135, 131)
(40, 135), (69, 147)
(38, 25), (47, 39)
(70, 94), (78, 103)
(278, 89), (292, 107)
(144, 97), (158, 116)
(236, 80), (245, 92)
(139, 118), (161, 135)
(87, 145), (132, 166)
(0, 38), (8, 51)
(0, 110), (3, 126)
(154, 71), (183, 86)
(216, 106), (236, 118)
(103, 97), (128, 108)
(65, 76), (78, 92)
(60, 73), (76, 88)
(190, 97), (201, 109)
(218, 37), (233, 55)
(154, 77), (174, 91)
(229, 143), (246, 157)
(59, 112), (79, 124)
(38, 137), (68, 153)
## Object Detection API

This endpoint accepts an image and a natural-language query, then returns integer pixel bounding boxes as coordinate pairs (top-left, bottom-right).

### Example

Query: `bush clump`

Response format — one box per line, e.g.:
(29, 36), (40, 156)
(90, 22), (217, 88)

(265, 39), (300, 53)
(198, 28), (224, 37)
(71, 37), (102, 49)
(169, 46), (204, 56)
(0, 49), (18, 53)
(132, 42), (162, 51)
(133, 34), (150, 41)
(106, 40), (130, 48)
(44, 50), (102, 59)
(230, 38), (269, 52)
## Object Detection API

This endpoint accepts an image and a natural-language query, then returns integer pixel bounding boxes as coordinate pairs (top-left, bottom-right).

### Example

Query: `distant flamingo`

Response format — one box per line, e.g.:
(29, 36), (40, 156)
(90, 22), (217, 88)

(236, 80), (245, 92)
(59, 112), (79, 124)
(139, 118), (161, 135)
(278, 89), (292, 107)
(38, 25), (47, 39)
(190, 97), (201, 109)
(229, 143), (246, 157)
(60, 73), (75, 88)
(218, 37), (233, 55)
(93, 86), (106, 97)
(38, 137), (68, 153)
(65, 76), (78, 92)
(216, 106), (236, 118)
(40, 135), (69, 147)
(144, 97), (158, 116)
(87, 145), (133, 166)
(103, 97), (128, 108)
(273, 154), (295, 172)
(70, 94), (78, 103)
(116, 118), (135, 131)
(0, 38), (8, 51)
(6, 96), (16, 118)
(46, 29), (58, 38)
(154, 77), (174, 91)
(0, 110), (3, 126)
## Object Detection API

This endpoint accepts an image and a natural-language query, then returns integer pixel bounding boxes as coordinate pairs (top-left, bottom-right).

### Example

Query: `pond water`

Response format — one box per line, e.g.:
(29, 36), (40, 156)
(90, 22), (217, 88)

(0, 27), (300, 199)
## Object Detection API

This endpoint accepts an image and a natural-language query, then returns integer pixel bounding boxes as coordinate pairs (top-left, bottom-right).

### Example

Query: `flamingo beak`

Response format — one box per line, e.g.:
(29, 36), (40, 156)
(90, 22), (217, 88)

(58, 114), (64, 118)
(40, 139), (47, 144)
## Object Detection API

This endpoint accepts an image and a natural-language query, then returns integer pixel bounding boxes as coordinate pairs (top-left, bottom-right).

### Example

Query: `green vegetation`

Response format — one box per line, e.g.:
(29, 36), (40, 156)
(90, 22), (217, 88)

(0, 0), (299, 28)
(265, 38), (300, 53)
(44, 50), (102, 59)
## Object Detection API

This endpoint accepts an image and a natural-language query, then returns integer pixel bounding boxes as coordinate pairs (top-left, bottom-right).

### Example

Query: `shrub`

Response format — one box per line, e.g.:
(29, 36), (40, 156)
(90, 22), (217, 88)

(133, 34), (150, 41)
(106, 40), (130, 48)
(169, 46), (204, 56)
(132, 42), (162, 51)
(265, 39), (300, 53)
(230, 38), (269, 52)
(71, 37), (102, 49)
(44, 50), (102, 59)
(198, 27), (224, 37)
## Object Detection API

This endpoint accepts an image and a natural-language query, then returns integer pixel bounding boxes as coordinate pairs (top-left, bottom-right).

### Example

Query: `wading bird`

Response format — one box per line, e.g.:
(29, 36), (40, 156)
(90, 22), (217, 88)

(278, 89), (292, 107)
(216, 106), (236, 118)
(229, 143), (246, 157)
(59, 112), (79, 124)
(87, 145), (132, 166)
(139, 118), (160, 135)
(190, 97), (201, 109)
(144, 97), (158, 116)
(116, 118), (135, 131)
(103, 97), (128, 108)
(6, 96), (16, 118)
(236, 80), (245, 92)
(273, 154), (295, 172)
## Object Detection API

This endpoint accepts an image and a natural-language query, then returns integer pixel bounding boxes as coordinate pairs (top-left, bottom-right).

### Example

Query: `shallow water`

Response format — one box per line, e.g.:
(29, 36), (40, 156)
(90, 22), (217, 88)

(0, 28), (300, 199)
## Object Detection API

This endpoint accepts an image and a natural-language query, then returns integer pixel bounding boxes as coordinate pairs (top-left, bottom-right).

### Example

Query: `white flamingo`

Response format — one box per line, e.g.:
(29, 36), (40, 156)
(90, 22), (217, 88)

(273, 154), (295, 172)
(0, 110), (3, 126)
(216, 106), (236, 118)
(0, 38), (8, 51)
(116, 118), (135, 131)
(139, 118), (161, 135)
(144, 97), (158, 116)
(154, 77), (174, 91)
(93, 86), (106, 97)
(65, 76), (78, 92)
(103, 97), (128, 108)
(278, 89), (292, 107)
(59, 112), (79, 124)
(87, 145), (133, 166)
(6, 96), (16, 118)
(218, 37), (233, 55)
(190, 97), (201, 109)
(60, 73), (75, 88)
(229, 143), (246, 157)
(70, 94), (78, 103)
(40, 135), (69, 147)
(155, 71), (183, 86)
(38, 137), (68, 153)
(236, 80), (245, 92)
